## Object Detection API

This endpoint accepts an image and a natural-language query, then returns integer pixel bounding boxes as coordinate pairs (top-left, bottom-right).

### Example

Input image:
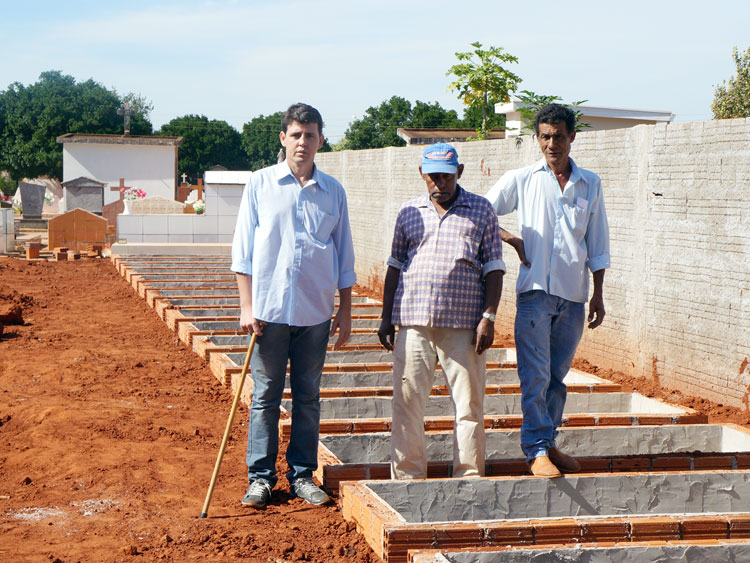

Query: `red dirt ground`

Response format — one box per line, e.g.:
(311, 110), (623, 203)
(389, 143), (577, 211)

(0, 257), (377, 562)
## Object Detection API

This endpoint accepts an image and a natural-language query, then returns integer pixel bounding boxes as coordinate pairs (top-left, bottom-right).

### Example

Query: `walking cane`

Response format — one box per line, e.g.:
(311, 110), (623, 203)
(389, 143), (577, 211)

(199, 332), (257, 518)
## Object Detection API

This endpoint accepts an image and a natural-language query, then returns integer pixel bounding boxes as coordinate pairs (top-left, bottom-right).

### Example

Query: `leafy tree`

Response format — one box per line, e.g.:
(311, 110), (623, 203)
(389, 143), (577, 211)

(342, 96), (412, 149)
(157, 115), (248, 179)
(712, 46), (750, 119)
(515, 90), (590, 134)
(462, 101), (506, 133)
(241, 112), (284, 170)
(447, 41), (521, 138)
(0, 70), (153, 179)
(339, 97), (464, 150)
(0, 175), (16, 197)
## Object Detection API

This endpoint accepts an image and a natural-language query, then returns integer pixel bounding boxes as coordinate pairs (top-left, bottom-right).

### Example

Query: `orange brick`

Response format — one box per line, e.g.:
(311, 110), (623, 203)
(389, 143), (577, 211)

(651, 456), (692, 471)
(612, 457), (651, 472)
(434, 524), (483, 548)
(484, 522), (534, 546)
(578, 457), (612, 472)
(736, 454), (750, 469)
(563, 415), (597, 427)
(693, 456), (734, 470)
(532, 519), (581, 544)
(729, 515), (750, 538)
(629, 517), (680, 541)
(681, 516), (729, 539)
(580, 519), (630, 542)
(597, 415), (633, 426)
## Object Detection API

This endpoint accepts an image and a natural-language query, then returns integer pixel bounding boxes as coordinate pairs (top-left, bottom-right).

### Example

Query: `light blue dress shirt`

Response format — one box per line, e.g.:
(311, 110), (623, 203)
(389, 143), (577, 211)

(485, 158), (610, 304)
(231, 161), (357, 326)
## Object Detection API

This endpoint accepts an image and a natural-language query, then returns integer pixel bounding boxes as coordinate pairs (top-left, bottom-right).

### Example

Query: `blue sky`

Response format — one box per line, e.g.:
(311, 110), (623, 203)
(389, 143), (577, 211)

(1, 0), (748, 142)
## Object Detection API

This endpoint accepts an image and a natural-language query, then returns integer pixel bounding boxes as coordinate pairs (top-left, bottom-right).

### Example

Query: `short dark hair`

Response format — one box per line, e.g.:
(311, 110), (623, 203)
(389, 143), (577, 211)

(534, 103), (576, 136)
(281, 103), (324, 135)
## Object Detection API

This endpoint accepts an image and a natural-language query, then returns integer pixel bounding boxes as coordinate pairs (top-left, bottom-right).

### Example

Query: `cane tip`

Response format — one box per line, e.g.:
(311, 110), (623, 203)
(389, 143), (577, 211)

(199, 512), (207, 519)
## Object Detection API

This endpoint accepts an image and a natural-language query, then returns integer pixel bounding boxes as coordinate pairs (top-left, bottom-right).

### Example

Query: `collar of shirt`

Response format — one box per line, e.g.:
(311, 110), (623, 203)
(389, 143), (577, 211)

(416, 185), (472, 213)
(531, 157), (582, 189)
(273, 160), (328, 191)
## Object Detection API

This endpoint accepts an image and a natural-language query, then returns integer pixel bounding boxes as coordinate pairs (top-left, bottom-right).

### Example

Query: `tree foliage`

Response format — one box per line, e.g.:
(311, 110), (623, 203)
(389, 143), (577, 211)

(0, 70), (152, 180)
(447, 42), (521, 138)
(516, 90), (590, 134)
(339, 96), (463, 150)
(157, 115), (248, 180)
(712, 46), (750, 119)
(241, 112), (285, 170)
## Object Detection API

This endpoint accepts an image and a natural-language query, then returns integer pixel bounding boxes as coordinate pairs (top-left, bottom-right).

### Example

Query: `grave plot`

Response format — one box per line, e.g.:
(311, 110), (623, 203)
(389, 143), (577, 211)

(317, 423), (750, 491)
(341, 472), (750, 562)
(280, 391), (704, 438)
(409, 540), (750, 563)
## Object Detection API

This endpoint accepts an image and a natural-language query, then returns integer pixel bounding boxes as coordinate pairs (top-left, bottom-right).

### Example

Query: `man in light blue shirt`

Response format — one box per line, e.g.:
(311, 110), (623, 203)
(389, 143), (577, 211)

(485, 104), (610, 478)
(231, 103), (356, 508)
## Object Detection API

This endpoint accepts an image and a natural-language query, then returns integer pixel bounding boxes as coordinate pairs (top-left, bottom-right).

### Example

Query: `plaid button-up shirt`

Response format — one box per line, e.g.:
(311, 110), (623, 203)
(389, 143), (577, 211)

(388, 186), (506, 329)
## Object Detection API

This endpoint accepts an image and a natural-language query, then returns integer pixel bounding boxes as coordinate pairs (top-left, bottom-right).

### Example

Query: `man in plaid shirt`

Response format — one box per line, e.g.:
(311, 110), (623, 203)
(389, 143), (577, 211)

(378, 143), (506, 479)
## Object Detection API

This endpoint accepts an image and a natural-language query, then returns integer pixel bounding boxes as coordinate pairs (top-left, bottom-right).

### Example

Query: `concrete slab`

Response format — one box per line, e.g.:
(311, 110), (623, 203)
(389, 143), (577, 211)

(287, 392), (686, 420)
(111, 243), (232, 255)
(321, 424), (750, 465)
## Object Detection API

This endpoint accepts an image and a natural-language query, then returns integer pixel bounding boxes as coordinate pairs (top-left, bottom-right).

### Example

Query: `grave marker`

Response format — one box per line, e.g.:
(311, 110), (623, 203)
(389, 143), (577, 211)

(19, 182), (45, 219)
(61, 176), (105, 214)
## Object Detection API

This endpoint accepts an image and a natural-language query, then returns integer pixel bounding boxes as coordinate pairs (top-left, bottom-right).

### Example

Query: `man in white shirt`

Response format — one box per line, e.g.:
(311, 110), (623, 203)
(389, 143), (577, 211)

(231, 103), (356, 507)
(485, 104), (610, 478)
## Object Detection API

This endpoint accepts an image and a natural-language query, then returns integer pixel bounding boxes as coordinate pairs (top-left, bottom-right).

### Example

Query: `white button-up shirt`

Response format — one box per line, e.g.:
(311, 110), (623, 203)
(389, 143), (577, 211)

(485, 158), (610, 303)
(231, 161), (356, 326)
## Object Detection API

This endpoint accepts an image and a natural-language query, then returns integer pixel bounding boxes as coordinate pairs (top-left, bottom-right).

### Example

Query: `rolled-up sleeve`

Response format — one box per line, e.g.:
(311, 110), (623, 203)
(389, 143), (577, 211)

(231, 177), (257, 275)
(387, 208), (409, 270)
(480, 206), (506, 276)
(331, 187), (357, 289)
(485, 169), (518, 216)
(585, 178), (611, 273)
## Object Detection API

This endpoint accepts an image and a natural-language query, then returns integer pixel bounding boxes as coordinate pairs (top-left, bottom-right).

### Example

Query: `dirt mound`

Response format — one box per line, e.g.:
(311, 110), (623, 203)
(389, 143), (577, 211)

(0, 285), (28, 325)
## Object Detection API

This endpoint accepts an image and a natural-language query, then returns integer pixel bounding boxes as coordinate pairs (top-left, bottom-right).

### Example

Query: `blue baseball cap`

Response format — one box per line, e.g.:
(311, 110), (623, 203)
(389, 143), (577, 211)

(421, 143), (459, 174)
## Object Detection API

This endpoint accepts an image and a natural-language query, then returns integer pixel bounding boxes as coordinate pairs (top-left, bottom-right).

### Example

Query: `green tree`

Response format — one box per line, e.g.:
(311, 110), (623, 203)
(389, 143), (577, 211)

(342, 96), (412, 150)
(515, 90), (590, 134)
(241, 112), (285, 170)
(461, 101), (506, 133)
(339, 97), (463, 150)
(0, 70), (153, 179)
(157, 115), (247, 179)
(447, 41), (521, 138)
(712, 46), (750, 119)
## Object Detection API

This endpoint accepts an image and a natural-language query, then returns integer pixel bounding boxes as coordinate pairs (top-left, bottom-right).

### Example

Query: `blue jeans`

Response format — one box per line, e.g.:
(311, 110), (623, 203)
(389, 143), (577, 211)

(515, 290), (585, 462)
(246, 320), (330, 487)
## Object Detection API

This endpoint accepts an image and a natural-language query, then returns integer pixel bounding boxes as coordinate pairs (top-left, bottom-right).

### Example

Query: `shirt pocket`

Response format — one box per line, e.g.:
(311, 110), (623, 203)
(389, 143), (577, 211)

(303, 200), (338, 244)
(453, 225), (482, 271)
(567, 201), (589, 238)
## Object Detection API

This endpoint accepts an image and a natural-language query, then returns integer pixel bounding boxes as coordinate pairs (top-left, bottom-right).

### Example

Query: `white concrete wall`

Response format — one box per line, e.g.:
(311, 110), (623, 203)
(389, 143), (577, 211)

(0, 208), (15, 253)
(62, 143), (176, 205)
(315, 118), (750, 408)
(116, 183), (243, 244)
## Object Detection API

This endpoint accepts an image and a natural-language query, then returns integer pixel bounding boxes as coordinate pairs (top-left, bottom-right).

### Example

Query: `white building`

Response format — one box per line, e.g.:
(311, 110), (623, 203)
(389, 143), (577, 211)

(56, 134), (182, 205)
(496, 99), (675, 136)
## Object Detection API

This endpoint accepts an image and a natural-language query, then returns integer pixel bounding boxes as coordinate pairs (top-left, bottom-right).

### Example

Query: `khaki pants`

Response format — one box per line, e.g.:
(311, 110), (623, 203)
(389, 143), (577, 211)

(390, 326), (486, 480)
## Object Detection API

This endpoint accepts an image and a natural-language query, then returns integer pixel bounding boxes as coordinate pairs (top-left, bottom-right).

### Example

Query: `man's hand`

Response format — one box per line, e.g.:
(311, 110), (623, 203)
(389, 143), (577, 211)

(378, 318), (395, 351)
(587, 292), (605, 329)
(509, 236), (530, 267)
(240, 308), (264, 336)
(472, 317), (495, 354)
(330, 308), (351, 349)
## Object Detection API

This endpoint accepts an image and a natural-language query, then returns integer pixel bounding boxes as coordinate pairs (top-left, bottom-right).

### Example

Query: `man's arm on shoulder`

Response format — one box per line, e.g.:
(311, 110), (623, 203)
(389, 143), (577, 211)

(486, 170), (529, 266)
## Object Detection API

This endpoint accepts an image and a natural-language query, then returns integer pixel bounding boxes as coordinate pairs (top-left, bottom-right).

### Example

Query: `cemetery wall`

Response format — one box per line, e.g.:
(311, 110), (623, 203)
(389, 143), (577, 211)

(316, 118), (750, 408)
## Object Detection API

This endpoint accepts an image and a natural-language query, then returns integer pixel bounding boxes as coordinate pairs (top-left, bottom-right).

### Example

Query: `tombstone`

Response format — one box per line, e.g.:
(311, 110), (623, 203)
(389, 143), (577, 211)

(130, 195), (186, 215)
(61, 176), (106, 214)
(19, 182), (45, 219)
(48, 208), (108, 251)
